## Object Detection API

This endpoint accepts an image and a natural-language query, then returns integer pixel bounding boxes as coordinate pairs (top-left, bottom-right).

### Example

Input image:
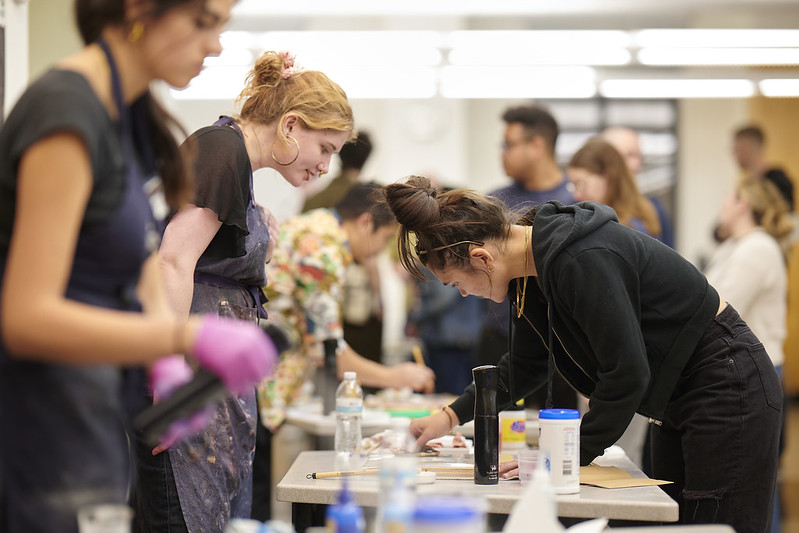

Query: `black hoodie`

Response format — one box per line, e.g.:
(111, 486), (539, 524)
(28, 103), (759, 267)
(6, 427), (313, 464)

(449, 201), (720, 465)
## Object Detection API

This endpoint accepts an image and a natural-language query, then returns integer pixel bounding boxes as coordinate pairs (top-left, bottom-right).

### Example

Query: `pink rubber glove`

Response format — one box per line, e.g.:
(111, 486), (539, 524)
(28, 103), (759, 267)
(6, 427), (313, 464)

(149, 355), (213, 453)
(192, 315), (279, 394)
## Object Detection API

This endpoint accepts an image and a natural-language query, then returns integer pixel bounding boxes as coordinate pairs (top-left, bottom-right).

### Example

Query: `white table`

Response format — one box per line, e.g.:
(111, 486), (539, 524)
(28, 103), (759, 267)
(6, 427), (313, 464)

(284, 407), (394, 437)
(276, 450), (678, 532)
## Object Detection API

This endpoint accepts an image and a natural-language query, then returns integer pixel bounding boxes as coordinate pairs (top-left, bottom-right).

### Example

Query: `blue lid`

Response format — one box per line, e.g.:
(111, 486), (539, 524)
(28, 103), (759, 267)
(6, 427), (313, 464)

(413, 497), (482, 522)
(539, 408), (580, 420)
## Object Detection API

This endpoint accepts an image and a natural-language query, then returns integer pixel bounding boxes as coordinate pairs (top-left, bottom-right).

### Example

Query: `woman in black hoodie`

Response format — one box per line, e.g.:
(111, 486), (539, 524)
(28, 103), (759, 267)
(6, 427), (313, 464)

(380, 175), (781, 533)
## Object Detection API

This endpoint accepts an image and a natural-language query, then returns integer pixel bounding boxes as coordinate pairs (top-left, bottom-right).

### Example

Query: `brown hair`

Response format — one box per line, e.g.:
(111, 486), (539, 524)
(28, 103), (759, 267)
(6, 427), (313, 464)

(236, 51), (356, 147)
(569, 137), (661, 237)
(379, 175), (512, 280)
(74, 0), (209, 209)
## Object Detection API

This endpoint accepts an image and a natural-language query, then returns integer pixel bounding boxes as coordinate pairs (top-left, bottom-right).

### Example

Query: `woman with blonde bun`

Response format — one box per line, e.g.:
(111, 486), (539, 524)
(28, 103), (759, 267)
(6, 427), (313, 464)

(132, 50), (355, 532)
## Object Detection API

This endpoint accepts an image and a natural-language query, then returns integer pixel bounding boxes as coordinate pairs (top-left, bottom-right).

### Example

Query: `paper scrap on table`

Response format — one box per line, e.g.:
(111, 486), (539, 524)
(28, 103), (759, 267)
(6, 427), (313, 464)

(579, 465), (672, 488)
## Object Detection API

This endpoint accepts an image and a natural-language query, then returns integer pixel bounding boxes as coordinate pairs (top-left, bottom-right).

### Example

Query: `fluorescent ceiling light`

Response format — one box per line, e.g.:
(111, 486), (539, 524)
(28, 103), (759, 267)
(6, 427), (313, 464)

(600, 79), (755, 99)
(447, 30), (630, 50)
(759, 79), (799, 97)
(172, 65), (437, 100)
(639, 48), (799, 66)
(448, 30), (630, 66)
(252, 31), (442, 68)
(441, 66), (596, 99)
(171, 66), (251, 100)
(635, 29), (799, 48)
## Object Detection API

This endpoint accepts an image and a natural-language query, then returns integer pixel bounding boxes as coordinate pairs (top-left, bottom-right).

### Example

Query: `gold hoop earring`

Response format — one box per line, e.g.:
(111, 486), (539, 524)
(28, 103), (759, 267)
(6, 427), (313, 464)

(271, 136), (300, 166)
(128, 21), (144, 43)
(487, 266), (495, 274)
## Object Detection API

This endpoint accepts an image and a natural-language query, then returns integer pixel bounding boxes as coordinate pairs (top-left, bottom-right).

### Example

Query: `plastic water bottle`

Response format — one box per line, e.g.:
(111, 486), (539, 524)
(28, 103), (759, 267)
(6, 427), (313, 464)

(334, 371), (363, 453)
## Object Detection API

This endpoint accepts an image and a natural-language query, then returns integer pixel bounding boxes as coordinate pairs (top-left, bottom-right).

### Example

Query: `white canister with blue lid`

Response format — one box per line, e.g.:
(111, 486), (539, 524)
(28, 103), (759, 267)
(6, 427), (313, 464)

(538, 408), (580, 494)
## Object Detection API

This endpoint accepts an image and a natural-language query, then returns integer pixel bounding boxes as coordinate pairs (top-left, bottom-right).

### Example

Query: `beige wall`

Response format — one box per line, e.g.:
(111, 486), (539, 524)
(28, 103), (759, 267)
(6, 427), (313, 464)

(676, 99), (749, 266)
(28, 0), (82, 80)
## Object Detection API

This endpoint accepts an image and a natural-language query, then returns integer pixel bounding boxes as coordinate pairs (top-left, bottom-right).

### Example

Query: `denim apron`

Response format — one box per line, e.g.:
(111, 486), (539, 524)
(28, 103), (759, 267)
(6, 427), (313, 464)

(0, 40), (161, 533)
(167, 116), (270, 531)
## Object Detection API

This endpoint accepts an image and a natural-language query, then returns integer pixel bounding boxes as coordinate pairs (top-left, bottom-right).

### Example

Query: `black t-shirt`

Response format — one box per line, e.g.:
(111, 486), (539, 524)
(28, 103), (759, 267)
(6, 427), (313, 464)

(187, 125), (251, 259)
(0, 69), (125, 254)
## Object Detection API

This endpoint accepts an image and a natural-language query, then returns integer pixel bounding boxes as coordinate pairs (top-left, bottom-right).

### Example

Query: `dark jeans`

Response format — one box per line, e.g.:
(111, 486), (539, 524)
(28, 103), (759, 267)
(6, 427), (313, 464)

(651, 304), (782, 533)
(250, 413), (273, 521)
(130, 431), (188, 533)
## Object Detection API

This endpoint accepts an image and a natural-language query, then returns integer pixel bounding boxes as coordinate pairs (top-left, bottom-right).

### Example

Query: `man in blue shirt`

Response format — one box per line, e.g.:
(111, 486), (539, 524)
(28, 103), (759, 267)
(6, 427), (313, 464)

(476, 105), (576, 410)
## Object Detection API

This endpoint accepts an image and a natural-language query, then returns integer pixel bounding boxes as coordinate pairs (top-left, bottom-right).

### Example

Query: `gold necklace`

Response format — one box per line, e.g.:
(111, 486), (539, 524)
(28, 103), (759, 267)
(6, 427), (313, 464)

(516, 226), (530, 318)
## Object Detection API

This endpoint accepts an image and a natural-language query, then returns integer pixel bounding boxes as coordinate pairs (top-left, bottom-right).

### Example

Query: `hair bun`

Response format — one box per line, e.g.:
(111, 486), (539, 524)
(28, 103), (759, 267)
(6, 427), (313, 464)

(383, 175), (440, 231)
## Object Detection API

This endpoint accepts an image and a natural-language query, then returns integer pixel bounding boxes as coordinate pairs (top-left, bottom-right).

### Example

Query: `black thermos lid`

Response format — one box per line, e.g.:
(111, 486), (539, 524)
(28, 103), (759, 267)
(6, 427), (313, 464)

(472, 364), (499, 417)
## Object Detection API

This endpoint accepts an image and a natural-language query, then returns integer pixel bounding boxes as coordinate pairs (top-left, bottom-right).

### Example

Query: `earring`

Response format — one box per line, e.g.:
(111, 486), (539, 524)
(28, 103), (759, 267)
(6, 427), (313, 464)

(487, 265), (495, 274)
(271, 135), (300, 166)
(128, 21), (144, 43)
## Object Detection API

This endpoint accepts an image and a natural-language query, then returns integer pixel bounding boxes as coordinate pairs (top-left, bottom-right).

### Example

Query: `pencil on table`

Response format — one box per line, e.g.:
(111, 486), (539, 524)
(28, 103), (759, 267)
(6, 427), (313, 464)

(306, 469), (379, 479)
(412, 345), (425, 366)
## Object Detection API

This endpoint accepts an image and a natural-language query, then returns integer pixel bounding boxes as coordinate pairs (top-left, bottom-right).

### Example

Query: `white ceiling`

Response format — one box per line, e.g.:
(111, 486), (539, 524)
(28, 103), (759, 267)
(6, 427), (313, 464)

(173, 0), (799, 100)
(228, 0), (799, 31)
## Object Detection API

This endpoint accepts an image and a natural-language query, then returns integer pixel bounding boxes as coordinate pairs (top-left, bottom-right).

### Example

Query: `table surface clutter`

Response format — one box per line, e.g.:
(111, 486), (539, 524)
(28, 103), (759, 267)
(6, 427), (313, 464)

(276, 449), (679, 522)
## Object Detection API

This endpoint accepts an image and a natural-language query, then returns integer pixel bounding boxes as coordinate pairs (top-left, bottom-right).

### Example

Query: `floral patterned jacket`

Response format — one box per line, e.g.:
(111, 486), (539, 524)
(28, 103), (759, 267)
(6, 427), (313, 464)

(257, 208), (352, 430)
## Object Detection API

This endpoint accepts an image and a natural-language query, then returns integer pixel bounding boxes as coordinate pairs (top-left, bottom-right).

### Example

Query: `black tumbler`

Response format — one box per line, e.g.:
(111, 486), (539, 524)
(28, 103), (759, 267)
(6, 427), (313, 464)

(472, 364), (499, 485)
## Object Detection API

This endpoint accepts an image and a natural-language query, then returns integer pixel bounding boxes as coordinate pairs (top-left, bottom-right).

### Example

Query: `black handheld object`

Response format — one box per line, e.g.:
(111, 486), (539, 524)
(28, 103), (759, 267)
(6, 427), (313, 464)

(472, 364), (499, 485)
(132, 322), (292, 447)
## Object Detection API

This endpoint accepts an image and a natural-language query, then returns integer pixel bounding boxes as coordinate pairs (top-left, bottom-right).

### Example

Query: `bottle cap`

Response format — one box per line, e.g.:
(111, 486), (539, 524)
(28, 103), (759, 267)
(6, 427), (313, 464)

(539, 408), (580, 420)
(343, 371), (357, 380)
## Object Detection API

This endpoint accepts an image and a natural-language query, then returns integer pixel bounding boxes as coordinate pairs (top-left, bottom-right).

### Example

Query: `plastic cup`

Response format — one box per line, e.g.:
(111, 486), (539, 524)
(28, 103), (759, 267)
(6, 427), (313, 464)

(77, 504), (133, 533)
(517, 449), (541, 486)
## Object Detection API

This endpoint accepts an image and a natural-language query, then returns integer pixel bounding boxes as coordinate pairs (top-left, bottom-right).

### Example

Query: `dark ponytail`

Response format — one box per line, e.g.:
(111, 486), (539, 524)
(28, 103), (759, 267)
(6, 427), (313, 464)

(380, 175), (511, 279)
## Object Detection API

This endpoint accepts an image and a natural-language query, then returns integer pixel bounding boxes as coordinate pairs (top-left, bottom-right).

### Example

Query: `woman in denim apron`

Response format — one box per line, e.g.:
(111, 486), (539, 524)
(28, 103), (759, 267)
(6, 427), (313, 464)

(0, 1), (256, 531)
(133, 51), (355, 532)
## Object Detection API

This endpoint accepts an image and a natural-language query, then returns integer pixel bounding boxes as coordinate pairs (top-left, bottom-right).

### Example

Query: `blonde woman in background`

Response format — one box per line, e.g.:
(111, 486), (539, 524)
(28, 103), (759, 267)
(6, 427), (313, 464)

(568, 137), (663, 242)
(704, 177), (794, 533)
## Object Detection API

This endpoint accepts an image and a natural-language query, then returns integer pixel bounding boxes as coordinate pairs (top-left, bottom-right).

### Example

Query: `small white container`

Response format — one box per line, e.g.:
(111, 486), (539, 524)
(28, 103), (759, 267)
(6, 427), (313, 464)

(538, 408), (580, 494)
(499, 410), (526, 451)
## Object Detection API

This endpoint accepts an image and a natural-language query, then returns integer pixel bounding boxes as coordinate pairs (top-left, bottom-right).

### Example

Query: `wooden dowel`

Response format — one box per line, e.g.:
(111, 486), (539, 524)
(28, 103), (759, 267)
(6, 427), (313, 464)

(306, 468), (380, 479)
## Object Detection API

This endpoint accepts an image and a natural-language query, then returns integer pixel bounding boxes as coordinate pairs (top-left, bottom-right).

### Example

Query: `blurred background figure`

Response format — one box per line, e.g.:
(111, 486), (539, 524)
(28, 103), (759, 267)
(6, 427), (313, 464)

(477, 104), (577, 412)
(733, 125), (795, 212)
(303, 130), (373, 212)
(303, 131), (384, 371)
(704, 177), (795, 533)
(259, 182), (435, 432)
(602, 126), (675, 248)
(568, 137), (662, 241)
